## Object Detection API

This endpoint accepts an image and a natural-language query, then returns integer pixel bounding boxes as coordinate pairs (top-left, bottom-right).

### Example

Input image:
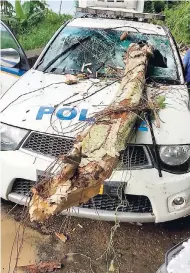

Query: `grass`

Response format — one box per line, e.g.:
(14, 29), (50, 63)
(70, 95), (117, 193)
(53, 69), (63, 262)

(18, 12), (72, 50)
(164, 1), (190, 46)
(153, 1), (190, 46)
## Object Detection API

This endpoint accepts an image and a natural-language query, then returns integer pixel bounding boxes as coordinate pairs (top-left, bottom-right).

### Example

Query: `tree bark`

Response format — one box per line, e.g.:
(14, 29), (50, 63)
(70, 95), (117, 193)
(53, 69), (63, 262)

(29, 43), (153, 222)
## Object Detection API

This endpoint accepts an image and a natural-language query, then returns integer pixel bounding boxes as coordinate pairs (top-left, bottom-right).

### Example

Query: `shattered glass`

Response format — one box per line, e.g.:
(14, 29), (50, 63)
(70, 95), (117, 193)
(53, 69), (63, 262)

(37, 26), (179, 81)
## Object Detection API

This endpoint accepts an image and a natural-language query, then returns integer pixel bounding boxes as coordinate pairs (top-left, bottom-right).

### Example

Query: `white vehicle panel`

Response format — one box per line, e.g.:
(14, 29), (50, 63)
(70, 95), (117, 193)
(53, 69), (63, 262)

(0, 69), (189, 145)
(0, 71), (20, 97)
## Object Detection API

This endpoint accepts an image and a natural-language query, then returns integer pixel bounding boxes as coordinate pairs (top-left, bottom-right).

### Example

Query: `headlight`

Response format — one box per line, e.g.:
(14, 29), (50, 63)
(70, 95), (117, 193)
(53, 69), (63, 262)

(0, 123), (28, 151)
(159, 145), (190, 166)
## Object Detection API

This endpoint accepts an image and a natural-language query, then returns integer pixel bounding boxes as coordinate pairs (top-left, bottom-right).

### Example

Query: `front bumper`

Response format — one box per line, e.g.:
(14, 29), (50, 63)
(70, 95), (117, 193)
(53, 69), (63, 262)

(1, 149), (190, 223)
(7, 192), (155, 223)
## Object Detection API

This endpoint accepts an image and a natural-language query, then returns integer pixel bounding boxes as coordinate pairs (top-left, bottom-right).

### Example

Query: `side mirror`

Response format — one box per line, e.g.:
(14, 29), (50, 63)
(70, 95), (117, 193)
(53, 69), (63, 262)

(0, 48), (21, 68)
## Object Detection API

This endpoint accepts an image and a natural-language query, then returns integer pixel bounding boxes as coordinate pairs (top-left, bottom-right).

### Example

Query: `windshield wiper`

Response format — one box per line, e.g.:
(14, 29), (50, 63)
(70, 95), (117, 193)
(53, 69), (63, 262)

(42, 36), (91, 73)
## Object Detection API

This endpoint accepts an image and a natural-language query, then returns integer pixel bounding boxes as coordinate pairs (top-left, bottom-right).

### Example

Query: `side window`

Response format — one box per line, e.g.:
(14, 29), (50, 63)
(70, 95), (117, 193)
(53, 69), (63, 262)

(0, 22), (29, 71)
(0, 22), (21, 68)
(1, 23), (18, 50)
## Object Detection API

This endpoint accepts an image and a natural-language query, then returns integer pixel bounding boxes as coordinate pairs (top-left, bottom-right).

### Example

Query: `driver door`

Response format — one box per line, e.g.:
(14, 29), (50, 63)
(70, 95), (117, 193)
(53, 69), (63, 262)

(0, 21), (30, 97)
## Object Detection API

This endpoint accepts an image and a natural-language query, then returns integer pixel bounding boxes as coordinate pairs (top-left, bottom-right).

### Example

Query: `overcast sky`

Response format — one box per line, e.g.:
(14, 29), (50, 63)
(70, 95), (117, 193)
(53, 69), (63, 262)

(10, 0), (76, 15)
(47, 0), (75, 15)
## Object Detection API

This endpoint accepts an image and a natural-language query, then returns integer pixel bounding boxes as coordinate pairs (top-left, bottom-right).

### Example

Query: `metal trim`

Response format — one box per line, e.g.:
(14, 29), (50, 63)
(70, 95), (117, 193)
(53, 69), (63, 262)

(8, 192), (155, 223)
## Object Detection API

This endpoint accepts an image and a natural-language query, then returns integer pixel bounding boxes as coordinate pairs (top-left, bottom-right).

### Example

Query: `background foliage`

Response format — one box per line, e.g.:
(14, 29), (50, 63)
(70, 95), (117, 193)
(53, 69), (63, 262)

(1, 0), (190, 50)
(18, 11), (71, 50)
(145, 1), (190, 46)
(1, 0), (72, 50)
(164, 1), (190, 46)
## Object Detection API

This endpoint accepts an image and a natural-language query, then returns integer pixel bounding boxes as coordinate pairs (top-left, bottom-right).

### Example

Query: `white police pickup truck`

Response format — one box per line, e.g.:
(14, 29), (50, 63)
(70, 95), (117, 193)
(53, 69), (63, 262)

(1, 6), (190, 224)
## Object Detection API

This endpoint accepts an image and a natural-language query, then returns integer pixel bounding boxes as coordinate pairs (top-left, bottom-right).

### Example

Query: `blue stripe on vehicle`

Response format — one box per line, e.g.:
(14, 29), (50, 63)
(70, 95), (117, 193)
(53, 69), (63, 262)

(0, 66), (26, 76)
(138, 127), (148, 132)
(138, 121), (148, 132)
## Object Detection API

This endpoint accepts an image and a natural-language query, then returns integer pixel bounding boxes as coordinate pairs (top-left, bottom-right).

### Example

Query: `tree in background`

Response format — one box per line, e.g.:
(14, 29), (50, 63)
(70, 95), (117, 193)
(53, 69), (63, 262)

(75, 0), (79, 8)
(144, 0), (165, 13)
(1, 0), (189, 50)
(164, 1), (190, 45)
(144, 1), (154, 13)
(143, 0), (189, 45)
(153, 1), (165, 13)
(0, 0), (14, 16)
(2, 0), (48, 34)
(144, 0), (185, 13)
(15, 0), (47, 26)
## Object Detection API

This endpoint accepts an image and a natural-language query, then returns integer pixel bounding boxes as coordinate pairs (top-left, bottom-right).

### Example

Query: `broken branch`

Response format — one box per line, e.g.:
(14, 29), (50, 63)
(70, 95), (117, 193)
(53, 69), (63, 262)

(16, 262), (62, 273)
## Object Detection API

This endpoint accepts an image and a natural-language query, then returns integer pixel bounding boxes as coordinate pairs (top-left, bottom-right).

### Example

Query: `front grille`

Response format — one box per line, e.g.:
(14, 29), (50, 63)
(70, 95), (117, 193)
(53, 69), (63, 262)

(80, 194), (152, 213)
(11, 179), (152, 213)
(22, 132), (152, 169)
(12, 179), (35, 196)
(118, 146), (150, 169)
(22, 132), (74, 158)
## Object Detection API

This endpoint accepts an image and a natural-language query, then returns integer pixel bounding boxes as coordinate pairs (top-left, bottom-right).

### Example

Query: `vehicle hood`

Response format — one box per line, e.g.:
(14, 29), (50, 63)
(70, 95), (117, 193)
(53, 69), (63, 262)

(0, 69), (189, 145)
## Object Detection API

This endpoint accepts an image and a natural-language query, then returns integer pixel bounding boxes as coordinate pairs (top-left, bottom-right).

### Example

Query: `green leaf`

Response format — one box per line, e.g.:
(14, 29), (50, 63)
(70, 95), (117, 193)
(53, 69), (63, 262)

(156, 95), (166, 109)
(22, 2), (31, 16)
(15, 0), (26, 20)
(28, 11), (44, 26)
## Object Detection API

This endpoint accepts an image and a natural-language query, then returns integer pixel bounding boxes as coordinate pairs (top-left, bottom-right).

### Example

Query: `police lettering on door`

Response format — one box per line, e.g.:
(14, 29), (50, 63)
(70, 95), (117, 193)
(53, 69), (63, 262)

(36, 106), (92, 121)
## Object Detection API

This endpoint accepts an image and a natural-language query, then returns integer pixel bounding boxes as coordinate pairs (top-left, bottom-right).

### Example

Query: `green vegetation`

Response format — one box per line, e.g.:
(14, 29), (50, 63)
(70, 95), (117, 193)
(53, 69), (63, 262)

(145, 1), (190, 46)
(144, 1), (182, 13)
(0, 0), (14, 16)
(164, 1), (190, 45)
(1, 0), (189, 50)
(17, 11), (72, 50)
(2, 0), (48, 35)
(156, 95), (166, 109)
(1, 0), (72, 50)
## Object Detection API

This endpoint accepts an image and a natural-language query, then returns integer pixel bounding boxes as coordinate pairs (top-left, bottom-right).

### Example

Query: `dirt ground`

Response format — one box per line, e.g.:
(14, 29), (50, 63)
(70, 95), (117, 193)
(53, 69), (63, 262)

(1, 200), (190, 273)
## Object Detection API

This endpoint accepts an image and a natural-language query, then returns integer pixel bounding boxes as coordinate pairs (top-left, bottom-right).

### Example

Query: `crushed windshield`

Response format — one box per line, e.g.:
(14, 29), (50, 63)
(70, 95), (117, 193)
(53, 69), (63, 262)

(37, 26), (179, 82)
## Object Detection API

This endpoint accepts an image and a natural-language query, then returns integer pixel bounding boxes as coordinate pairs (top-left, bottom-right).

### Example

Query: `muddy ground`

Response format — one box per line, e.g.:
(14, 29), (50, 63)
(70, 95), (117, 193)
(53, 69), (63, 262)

(1, 200), (190, 273)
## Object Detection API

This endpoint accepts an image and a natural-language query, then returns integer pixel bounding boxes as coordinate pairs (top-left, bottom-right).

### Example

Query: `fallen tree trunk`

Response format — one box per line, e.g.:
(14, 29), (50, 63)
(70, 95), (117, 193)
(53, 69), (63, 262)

(29, 43), (153, 222)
